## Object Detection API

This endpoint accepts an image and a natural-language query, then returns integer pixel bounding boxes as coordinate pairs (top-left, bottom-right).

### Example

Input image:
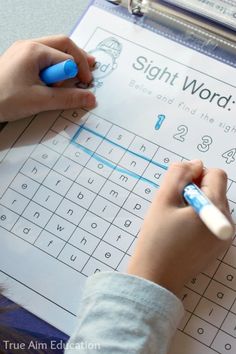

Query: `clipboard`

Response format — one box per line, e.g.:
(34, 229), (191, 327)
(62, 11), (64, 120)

(95, 0), (236, 66)
(0, 1), (235, 353)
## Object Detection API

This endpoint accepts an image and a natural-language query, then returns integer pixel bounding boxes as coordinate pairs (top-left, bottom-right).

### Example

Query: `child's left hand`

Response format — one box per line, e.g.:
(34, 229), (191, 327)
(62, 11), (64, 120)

(0, 35), (96, 122)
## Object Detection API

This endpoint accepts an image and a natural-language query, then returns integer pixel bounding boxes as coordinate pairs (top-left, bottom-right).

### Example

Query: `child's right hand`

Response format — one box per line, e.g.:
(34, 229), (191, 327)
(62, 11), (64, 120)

(127, 160), (234, 297)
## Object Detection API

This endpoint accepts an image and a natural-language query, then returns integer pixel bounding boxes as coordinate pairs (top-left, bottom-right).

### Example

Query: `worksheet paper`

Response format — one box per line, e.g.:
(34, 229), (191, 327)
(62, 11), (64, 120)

(0, 3), (236, 354)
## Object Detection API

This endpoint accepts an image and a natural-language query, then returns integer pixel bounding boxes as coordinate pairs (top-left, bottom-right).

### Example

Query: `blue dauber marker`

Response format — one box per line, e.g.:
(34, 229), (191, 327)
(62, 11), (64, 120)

(183, 183), (234, 240)
(40, 59), (78, 85)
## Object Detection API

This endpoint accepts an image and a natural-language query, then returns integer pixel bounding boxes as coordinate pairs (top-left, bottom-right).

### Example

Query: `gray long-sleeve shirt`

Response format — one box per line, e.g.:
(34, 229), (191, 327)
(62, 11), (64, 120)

(65, 272), (184, 353)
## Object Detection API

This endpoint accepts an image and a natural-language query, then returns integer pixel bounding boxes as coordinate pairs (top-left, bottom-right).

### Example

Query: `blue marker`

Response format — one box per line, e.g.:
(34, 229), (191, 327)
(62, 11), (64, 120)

(40, 59), (78, 85)
(155, 114), (166, 130)
(183, 183), (234, 240)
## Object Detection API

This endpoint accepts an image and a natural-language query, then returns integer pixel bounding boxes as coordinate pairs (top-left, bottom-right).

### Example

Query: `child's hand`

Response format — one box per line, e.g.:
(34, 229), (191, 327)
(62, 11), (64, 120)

(0, 35), (96, 122)
(127, 160), (234, 297)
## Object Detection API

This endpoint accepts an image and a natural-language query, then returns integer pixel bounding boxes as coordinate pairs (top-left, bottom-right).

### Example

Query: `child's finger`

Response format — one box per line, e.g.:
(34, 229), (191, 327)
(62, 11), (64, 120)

(33, 35), (93, 83)
(200, 168), (229, 211)
(35, 44), (74, 72)
(33, 86), (96, 111)
(85, 52), (96, 68)
(157, 160), (203, 206)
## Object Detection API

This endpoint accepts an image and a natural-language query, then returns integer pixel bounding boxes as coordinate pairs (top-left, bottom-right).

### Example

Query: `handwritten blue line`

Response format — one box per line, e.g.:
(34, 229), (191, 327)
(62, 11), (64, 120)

(71, 125), (169, 188)
(71, 141), (159, 188)
(72, 125), (168, 171)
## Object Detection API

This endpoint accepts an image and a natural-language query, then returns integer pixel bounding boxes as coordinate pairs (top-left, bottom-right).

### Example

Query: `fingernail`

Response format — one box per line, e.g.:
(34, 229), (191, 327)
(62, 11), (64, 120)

(88, 55), (96, 67)
(88, 54), (96, 61)
(83, 94), (96, 108)
(188, 159), (202, 165)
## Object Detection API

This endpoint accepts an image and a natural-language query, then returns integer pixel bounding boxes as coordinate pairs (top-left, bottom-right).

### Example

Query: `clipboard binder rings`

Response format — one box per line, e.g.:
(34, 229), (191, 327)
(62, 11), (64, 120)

(104, 0), (236, 67)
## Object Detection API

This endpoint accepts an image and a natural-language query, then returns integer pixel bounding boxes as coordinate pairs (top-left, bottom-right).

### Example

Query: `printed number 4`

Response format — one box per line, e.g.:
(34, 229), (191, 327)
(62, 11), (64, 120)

(222, 148), (236, 164)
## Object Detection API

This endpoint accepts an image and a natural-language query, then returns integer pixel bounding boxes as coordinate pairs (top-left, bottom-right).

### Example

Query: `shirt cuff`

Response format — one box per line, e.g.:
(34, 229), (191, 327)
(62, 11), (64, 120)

(81, 271), (184, 330)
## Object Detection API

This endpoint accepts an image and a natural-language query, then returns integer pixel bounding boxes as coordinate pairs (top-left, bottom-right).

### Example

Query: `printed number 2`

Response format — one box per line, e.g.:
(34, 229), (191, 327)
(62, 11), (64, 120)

(222, 148), (236, 164)
(197, 136), (213, 152)
(173, 125), (188, 142)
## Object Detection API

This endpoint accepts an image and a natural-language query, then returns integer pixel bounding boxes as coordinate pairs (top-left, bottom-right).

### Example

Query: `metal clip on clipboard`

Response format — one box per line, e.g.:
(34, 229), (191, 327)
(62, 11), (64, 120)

(105, 0), (236, 67)
(105, 0), (148, 15)
(128, 0), (149, 16)
(127, 0), (236, 40)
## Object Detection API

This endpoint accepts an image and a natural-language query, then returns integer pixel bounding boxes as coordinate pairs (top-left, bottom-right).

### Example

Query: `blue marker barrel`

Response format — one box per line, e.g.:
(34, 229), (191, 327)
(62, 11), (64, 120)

(183, 183), (234, 240)
(40, 59), (78, 85)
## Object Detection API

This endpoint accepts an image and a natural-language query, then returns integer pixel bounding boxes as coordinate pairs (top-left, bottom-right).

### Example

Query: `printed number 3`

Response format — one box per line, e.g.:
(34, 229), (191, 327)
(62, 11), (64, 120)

(173, 127), (213, 154)
(197, 135), (213, 152)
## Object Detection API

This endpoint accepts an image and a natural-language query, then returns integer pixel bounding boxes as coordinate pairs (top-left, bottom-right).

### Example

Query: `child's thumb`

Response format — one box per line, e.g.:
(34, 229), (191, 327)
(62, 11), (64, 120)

(157, 160), (203, 206)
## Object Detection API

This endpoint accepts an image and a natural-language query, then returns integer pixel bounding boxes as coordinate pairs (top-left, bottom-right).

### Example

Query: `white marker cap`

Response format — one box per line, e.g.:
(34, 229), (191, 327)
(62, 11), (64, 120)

(199, 204), (235, 240)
